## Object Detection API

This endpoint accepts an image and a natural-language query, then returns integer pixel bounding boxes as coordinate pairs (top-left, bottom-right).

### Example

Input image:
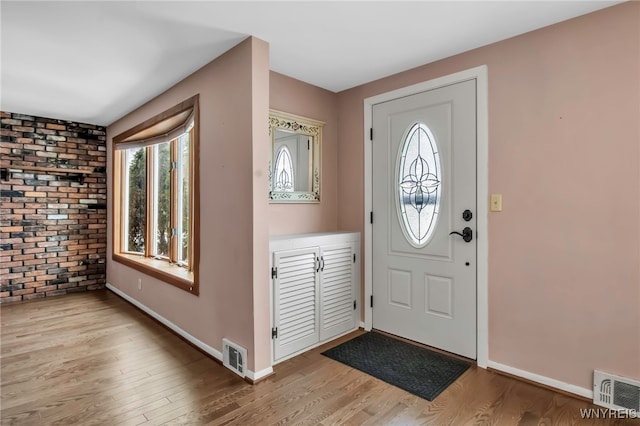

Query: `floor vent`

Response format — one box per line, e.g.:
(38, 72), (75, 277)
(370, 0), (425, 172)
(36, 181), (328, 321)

(222, 338), (247, 378)
(594, 370), (640, 411)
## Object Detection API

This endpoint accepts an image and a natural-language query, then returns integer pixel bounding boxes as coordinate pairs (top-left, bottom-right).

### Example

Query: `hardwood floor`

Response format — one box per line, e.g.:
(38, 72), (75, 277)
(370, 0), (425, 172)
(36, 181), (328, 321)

(0, 291), (633, 425)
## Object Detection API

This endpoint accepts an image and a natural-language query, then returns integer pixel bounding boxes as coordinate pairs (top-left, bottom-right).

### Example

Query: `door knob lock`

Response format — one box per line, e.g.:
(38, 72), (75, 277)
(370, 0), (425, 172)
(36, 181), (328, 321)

(449, 227), (473, 242)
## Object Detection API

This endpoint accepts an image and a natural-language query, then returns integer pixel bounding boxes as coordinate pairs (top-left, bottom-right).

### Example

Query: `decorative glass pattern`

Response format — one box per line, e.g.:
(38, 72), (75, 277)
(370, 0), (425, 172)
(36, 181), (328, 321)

(397, 123), (441, 247)
(274, 146), (294, 192)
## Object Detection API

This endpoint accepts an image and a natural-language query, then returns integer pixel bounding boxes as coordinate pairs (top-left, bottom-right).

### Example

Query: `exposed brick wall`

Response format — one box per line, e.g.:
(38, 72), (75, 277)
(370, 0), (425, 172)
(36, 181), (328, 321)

(0, 111), (107, 303)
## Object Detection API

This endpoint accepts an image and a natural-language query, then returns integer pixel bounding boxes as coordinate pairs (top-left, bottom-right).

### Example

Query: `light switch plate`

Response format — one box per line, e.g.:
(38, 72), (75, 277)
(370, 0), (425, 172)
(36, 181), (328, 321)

(491, 194), (502, 212)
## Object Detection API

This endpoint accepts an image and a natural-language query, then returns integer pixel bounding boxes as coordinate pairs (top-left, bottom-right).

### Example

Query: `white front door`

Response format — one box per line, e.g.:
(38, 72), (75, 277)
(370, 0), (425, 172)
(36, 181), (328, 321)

(372, 79), (477, 359)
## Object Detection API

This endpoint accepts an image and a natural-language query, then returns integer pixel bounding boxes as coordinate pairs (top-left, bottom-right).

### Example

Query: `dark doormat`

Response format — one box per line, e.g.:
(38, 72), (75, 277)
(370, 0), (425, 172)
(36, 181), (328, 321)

(322, 332), (472, 401)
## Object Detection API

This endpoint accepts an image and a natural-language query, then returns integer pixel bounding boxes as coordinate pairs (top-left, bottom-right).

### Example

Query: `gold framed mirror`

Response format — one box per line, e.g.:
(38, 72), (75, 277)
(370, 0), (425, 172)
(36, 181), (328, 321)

(269, 109), (323, 203)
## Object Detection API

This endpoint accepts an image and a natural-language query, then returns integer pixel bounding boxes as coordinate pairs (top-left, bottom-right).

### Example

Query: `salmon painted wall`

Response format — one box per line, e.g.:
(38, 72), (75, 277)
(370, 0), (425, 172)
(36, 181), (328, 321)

(251, 42), (271, 373)
(269, 72), (339, 235)
(107, 37), (272, 373)
(337, 2), (639, 390)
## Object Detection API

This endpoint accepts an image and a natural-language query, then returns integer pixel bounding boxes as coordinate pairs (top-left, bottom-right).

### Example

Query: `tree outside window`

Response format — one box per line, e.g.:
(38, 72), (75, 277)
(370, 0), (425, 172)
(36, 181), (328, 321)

(112, 95), (199, 294)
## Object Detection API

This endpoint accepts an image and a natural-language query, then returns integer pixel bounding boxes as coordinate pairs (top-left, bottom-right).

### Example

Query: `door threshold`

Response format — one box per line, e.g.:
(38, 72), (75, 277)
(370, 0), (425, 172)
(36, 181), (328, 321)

(372, 328), (476, 364)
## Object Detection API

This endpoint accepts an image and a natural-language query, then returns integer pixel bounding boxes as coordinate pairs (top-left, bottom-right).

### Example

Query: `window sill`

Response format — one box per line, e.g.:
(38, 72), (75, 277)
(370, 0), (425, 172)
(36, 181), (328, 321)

(112, 253), (198, 295)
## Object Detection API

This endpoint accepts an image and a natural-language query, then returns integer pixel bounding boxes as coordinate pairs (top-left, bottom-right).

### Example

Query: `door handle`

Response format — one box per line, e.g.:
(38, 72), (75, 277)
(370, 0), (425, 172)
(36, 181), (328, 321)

(449, 227), (473, 242)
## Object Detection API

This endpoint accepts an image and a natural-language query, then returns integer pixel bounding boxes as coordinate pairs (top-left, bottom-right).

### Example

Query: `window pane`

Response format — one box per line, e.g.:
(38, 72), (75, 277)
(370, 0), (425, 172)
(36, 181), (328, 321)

(124, 147), (146, 253)
(274, 146), (294, 192)
(153, 142), (171, 258)
(177, 134), (190, 265)
(397, 123), (441, 247)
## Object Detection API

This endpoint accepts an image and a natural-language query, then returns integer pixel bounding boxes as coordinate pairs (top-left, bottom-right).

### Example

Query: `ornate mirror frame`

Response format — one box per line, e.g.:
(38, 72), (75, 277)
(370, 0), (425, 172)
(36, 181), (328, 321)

(269, 109), (323, 203)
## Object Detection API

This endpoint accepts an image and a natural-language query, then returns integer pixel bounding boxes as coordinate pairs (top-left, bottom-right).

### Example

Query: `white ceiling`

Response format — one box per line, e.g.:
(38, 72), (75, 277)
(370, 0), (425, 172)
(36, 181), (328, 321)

(1, 1), (622, 126)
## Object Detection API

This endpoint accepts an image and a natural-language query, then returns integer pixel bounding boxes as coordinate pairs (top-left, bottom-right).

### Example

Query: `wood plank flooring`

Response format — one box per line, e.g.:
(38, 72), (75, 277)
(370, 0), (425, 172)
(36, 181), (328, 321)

(1, 290), (634, 425)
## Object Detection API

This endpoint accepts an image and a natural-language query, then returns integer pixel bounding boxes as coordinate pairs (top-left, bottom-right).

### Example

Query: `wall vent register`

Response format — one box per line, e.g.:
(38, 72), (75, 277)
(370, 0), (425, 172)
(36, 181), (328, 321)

(594, 370), (640, 412)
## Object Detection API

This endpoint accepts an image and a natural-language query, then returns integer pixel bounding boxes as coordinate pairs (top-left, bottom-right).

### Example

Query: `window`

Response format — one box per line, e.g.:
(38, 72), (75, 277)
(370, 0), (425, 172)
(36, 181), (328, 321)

(123, 147), (146, 254)
(397, 122), (441, 248)
(273, 146), (294, 192)
(113, 95), (199, 294)
(176, 134), (190, 265)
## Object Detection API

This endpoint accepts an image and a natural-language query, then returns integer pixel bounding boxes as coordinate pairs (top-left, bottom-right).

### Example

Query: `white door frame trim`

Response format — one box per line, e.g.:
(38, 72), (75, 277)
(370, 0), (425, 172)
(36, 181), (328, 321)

(363, 65), (489, 368)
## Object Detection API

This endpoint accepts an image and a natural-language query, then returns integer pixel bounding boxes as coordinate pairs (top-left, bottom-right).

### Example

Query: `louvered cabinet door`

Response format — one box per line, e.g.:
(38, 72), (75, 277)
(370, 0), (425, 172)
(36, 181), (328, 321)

(273, 247), (320, 361)
(319, 243), (357, 341)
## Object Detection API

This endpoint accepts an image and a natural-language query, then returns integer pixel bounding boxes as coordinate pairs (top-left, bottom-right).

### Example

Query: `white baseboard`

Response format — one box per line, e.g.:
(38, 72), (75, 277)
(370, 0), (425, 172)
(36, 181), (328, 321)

(106, 283), (273, 382)
(272, 326), (360, 365)
(487, 360), (593, 399)
(246, 366), (274, 382)
(359, 321), (366, 329)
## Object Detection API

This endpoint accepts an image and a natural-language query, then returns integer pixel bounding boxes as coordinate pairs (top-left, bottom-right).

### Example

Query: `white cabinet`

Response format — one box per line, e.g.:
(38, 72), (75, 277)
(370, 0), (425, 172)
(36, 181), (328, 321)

(272, 246), (319, 360)
(270, 232), (360, 362)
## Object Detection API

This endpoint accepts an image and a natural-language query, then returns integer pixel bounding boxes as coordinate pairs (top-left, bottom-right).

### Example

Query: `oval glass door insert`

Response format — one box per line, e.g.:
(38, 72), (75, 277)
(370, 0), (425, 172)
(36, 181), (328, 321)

(397, 122), (441, 247)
